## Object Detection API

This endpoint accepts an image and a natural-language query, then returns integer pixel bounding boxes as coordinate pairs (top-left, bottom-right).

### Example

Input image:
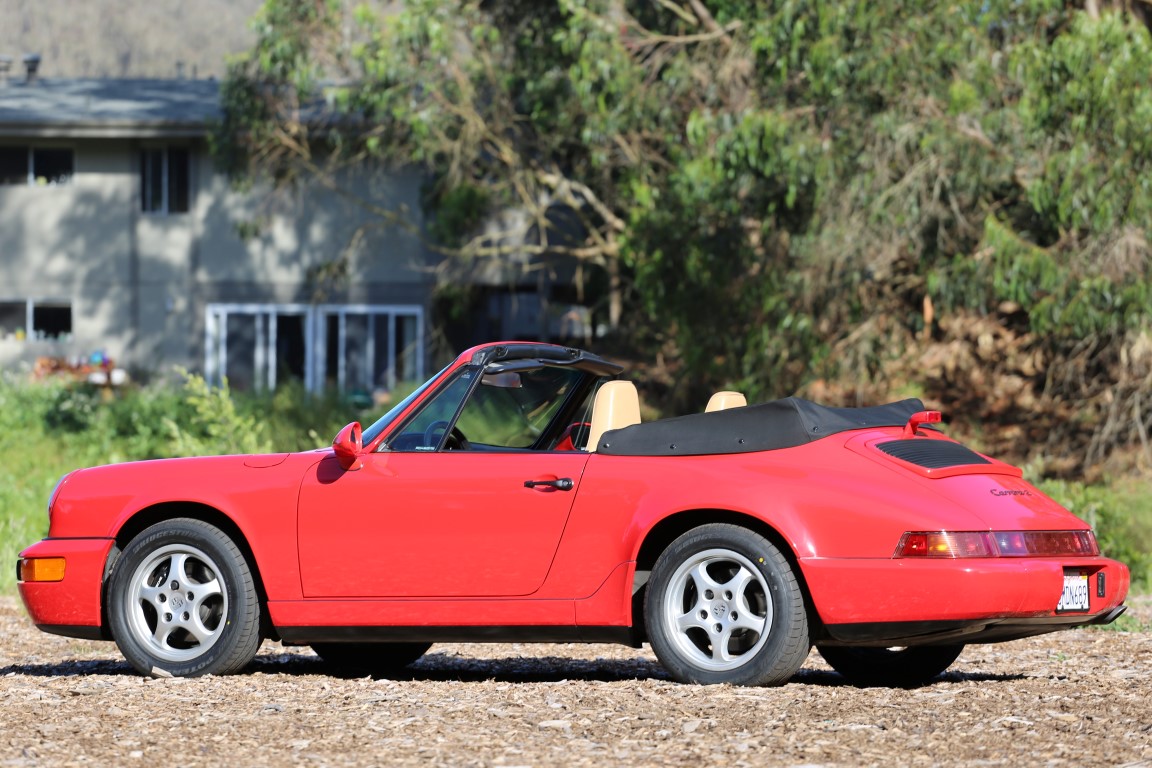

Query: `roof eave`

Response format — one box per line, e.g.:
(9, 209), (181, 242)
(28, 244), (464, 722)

(0, 121), (213, 139)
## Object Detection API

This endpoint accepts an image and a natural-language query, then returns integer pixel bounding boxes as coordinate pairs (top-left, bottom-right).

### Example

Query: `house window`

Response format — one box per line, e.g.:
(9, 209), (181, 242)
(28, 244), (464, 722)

(0, 146), (74, 185)
(141, 147), (190, 213)
(204, 303), (424, 394)
(0, 301), (24, 336)
(32, 302), (73, 338)
(0, 148), (25, 184)
(0, 299), (72, 340)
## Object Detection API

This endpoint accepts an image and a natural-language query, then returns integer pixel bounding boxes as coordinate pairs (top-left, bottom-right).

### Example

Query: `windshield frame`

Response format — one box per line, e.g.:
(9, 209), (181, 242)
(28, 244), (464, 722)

(360, 362), (452, 447)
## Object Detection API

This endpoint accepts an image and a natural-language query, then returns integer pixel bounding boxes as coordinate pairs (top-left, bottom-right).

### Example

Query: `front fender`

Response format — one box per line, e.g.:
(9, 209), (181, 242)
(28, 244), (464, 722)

(46, 454), (316, 601)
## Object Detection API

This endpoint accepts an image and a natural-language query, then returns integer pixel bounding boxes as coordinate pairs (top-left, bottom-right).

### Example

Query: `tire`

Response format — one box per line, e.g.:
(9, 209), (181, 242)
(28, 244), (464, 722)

(107, 518), (262, 677)
(817, 644), (964, 687)
(311, 642), (432, 675)
(644, 524), (809, 686)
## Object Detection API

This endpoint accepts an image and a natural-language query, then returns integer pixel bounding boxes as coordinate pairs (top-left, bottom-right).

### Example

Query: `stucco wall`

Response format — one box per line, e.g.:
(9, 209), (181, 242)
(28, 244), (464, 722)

(0, 139), (137, 369)
(0, 140), (432, 378)
(195, 161), (430, 294)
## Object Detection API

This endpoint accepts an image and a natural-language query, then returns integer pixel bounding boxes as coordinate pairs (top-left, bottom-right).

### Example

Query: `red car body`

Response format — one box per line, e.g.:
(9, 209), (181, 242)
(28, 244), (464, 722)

(17, 341), (1130, 686)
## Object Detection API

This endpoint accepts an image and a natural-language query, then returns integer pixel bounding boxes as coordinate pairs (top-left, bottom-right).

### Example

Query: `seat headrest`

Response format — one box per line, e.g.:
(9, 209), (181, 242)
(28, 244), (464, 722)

(587, 380), (641, 451)
(705, 391), (747, 412)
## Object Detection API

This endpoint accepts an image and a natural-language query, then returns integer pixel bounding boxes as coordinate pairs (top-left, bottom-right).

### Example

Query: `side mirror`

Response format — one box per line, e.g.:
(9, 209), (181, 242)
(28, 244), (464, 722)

(332, 422), (364, 470)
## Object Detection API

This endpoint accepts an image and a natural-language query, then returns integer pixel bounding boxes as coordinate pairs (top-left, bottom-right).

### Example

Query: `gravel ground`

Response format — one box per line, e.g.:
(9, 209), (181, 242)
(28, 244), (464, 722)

(1, 596), (1150, 767)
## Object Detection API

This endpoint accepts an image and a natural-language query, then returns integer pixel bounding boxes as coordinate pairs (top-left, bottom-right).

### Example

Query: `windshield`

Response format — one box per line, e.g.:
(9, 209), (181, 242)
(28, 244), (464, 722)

(382, 362), (591, 452)
(360, 362), (451, 445)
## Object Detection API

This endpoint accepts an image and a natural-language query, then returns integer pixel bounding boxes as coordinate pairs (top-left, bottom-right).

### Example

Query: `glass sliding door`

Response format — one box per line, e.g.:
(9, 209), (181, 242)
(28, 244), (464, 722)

(316, 304), (424, 396)
(205, 304), (314, 392)
(206, 303), (423, 395)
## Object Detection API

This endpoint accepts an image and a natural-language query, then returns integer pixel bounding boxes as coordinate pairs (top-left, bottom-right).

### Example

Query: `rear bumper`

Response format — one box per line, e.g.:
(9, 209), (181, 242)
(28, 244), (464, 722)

(17, 537), (115, 639)
(821, 604), (1127, 646)
(801, 555), (1130, 642)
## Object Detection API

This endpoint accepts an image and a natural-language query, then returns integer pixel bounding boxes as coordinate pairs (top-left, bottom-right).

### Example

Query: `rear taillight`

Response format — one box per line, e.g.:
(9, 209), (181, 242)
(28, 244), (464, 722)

(894, 530), (1099, 558)
(991, 530), (1099, 557)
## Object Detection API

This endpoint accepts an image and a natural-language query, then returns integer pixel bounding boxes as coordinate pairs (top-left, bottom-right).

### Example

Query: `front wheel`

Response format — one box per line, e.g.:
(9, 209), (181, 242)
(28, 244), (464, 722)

(645, 524), (810, 686)
(817, 644), (964, 687)
(107, 519), (262, 677)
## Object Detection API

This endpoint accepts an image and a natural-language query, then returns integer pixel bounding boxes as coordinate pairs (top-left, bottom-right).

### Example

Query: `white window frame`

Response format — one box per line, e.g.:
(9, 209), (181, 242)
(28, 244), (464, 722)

(314, 303), (425, 394)
(205, 303), (424, 393)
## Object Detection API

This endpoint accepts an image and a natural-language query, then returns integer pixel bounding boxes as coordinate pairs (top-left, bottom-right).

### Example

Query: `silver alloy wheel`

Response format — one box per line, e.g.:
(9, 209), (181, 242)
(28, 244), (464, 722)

(660, 547), (772, 672)
(121, 543), (228, 663)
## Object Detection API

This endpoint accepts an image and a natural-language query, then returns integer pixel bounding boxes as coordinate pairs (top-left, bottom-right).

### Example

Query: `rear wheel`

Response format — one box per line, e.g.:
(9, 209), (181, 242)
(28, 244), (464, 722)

(817, 644), (964, 687)
(645, 524), (809, 686)
(311, 642), (432, 675)
(107, 519), (262, 677)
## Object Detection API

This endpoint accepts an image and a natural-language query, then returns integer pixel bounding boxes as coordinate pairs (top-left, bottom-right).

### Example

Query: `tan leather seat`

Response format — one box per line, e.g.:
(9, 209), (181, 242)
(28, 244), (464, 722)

(587, 380), (641, 451)
(705, 390), (747, 412)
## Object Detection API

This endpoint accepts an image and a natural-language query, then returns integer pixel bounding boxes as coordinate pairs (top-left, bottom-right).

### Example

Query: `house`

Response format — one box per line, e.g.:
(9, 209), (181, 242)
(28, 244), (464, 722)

(0, 57), (432, 395)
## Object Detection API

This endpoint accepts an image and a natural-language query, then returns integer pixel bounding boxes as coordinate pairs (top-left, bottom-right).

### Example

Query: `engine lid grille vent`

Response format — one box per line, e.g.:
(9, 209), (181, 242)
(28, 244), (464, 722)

(876, 439), (991, 469)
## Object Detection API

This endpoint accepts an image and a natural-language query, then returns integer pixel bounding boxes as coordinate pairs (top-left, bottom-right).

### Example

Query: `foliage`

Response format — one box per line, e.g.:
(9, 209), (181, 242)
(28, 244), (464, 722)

(161, 372), (273, 457)
(216, 0), (1152, 469)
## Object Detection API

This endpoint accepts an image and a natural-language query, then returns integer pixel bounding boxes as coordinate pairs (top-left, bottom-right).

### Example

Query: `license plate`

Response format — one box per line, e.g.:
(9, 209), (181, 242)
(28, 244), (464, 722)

(1057, 571), (1089, 612)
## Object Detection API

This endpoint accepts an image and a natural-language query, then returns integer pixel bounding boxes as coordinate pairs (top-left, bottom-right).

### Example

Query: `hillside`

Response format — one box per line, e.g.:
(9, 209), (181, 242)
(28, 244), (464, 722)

(0, 0), (263, 79)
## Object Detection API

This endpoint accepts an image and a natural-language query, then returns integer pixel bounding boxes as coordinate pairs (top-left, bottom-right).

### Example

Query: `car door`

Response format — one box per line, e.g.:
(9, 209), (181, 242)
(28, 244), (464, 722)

(296, 450), (591, 597)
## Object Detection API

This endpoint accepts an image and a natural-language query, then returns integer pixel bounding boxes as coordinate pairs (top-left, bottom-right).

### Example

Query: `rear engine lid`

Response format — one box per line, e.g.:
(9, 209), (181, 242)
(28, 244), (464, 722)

(848, 431), (1094, 531)
(851, 434), (1022, 479)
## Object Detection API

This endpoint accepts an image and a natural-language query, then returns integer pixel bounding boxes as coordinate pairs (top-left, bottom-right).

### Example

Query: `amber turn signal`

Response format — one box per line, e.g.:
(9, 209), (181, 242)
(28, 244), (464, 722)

(18, 557), (66, 583)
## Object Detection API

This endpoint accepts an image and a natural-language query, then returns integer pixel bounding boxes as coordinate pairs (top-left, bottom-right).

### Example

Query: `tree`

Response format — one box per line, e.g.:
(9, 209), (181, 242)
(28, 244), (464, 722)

(217, 0), (1152, 475)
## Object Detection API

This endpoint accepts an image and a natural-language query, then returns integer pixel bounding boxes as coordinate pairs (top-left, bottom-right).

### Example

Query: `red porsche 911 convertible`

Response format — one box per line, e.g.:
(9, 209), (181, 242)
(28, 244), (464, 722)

(17, 341), (1129, 686)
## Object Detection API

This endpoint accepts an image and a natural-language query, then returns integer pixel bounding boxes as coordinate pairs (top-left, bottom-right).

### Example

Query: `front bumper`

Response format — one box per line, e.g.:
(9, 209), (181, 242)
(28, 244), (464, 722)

(801, 555), (1130, 645)
(17, 537), (116, 640)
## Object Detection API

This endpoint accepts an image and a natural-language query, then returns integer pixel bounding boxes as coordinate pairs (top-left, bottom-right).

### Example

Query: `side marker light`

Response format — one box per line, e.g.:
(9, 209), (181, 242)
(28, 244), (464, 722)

(18, 557), (66, 583)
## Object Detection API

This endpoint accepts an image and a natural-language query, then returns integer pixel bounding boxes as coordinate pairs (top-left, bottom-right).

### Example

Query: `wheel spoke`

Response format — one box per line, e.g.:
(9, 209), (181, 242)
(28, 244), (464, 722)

(720, 566), (757, 607)
(686, 561), (722, 595)
(675, 607), (710, 633)
(184, 611), (217, 645)
(151, 615), (177, 647)
(711, 627), (737, 662)
(187, 577), (223, 603)
(730, 609), (766, 635)
(138, 583), (164, 606)
(169, 553), (190, 584)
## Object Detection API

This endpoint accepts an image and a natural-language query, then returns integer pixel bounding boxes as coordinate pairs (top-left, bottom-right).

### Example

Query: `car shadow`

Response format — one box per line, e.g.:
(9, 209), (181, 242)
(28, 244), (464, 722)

(252, 650), (674, 683)
(255, 651), (1029, 687)
(794, 668), (1029, 688)
(0, 658), (136, 677)
(0, 653), (1028, 687)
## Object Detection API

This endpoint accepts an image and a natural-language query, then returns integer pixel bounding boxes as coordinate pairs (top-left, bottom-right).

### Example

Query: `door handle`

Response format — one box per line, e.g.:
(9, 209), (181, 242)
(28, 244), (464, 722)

(524, 477), (574, 491)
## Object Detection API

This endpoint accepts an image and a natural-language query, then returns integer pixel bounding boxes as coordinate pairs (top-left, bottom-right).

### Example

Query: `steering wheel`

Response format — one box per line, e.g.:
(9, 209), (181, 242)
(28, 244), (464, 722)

(423, 420), (470, 450)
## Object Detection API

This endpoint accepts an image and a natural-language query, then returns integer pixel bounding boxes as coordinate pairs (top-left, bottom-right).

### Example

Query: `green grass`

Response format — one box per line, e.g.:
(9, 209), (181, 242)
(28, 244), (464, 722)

(1, 375), (81, 588)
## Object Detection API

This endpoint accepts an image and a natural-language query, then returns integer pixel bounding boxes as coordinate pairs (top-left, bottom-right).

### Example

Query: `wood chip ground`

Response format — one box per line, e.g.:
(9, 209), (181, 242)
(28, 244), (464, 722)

(1, 596), (1149, 767)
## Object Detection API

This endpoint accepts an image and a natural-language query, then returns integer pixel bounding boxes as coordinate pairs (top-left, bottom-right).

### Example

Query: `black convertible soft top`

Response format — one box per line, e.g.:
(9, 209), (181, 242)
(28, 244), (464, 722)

(596, 397), (926, 456)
